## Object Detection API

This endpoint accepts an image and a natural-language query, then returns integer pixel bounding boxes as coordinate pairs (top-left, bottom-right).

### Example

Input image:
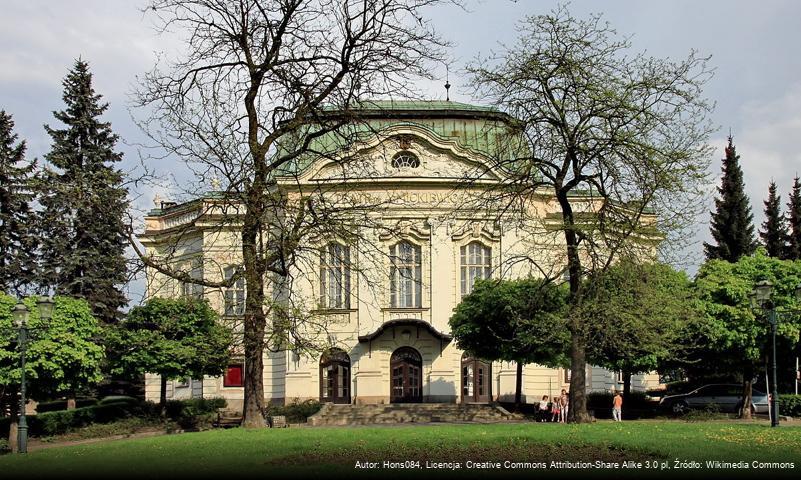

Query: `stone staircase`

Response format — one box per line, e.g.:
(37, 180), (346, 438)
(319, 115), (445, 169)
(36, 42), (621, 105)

(307, 403), (514, 426)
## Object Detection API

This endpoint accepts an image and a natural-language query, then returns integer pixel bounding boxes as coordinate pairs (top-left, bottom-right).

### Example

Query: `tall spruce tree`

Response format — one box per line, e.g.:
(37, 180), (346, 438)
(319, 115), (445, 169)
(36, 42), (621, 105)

(0, 111), (37, 295)
(39, 60), (128, 322)
(704, 136), (757, 262)
(788, 176), (801, 260)
(759, 180), (789, 258)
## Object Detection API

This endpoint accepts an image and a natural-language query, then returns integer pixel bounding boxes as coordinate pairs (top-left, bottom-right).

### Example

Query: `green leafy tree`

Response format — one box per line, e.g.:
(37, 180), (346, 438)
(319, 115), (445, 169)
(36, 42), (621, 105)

(466, 6), (713, 422)
(39, 60), (128, 323)
(0, 111), (37, 295)
(106, 297), (233, 410)
(692, 249), (801, 418)
(577, 259), (701, 396)
(0, 294), (104, 451)
(787, 176), (801, 260)
(705, 136), (758, 262)
(450, 278), (569, 408)
(759, 180), (789, 258)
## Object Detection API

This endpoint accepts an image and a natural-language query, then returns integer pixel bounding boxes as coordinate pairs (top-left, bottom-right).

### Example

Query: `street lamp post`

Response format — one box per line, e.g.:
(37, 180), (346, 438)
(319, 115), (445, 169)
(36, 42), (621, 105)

(10, 297), (55, 454)
(751, 281), (801, 428)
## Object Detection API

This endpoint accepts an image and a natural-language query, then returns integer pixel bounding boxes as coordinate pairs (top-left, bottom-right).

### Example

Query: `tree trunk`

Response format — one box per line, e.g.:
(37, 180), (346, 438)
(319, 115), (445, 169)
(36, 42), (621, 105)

(241, 209), (266, 428)
(623, 371), (632, 397)
(740, 365), (753, 420)
(514, 361), (523, 410)
(568, 335), (591, 423)
(8, 410), (18, 454)
(160, 375), (168, 417)
(66, 397), (76, 410)
(557, 188), (592, 424)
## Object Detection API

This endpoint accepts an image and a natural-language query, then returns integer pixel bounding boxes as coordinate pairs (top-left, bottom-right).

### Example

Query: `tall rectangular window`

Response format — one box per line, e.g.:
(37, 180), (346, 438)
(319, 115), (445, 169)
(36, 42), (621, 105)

(223, 266), (245, 316)
(460, 242), (491, 297)
(390, 241), (422, 308)
(180, 258), (204, 300)
(319, 243), (351, 309)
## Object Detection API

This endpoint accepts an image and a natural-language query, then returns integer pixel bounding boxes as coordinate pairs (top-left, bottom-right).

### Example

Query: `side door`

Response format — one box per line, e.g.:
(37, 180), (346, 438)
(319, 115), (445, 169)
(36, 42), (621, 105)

(686, 386), (711, 407)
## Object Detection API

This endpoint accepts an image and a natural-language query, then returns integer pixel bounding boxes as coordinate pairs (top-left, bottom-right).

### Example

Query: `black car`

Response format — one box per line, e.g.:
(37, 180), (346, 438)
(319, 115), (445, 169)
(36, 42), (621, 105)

(659, 384), (769, 415)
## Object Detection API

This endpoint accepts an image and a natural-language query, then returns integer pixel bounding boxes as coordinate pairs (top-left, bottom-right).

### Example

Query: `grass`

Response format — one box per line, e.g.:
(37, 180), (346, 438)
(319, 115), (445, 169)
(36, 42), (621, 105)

(0, 421), (799, 479)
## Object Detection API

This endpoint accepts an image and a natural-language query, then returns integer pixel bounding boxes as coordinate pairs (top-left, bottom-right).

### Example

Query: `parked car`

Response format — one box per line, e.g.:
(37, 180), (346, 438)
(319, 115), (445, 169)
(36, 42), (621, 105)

(659, 384), (769, 415)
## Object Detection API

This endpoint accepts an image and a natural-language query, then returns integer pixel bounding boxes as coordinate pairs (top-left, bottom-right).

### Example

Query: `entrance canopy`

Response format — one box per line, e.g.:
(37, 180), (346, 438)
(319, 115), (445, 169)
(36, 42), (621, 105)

(357, 319), (452, 343)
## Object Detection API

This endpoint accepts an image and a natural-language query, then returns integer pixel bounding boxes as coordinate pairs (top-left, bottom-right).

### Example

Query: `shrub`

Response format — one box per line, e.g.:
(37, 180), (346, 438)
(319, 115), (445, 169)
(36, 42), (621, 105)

(163, 398), (226, 431)
(0, 437), (8, 454)
(164, 398), (226, 419)
(264, 399), (322, 423)
(27, 401), (134, 436)
(780, 394), (801, 418)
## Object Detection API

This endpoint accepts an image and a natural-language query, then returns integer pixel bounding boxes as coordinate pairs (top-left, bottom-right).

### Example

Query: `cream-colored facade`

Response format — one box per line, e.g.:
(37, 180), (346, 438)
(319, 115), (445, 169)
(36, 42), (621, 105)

(139, 101), (660, 411)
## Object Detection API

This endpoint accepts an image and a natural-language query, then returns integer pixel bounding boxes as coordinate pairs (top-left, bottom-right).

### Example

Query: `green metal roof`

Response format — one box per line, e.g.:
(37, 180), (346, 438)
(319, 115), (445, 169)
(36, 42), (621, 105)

(275, 100), (525, 176)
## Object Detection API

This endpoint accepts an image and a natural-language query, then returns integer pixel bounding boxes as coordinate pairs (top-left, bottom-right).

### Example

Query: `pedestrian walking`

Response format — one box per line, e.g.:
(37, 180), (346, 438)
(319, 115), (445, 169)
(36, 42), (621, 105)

(612, 391), (623, 421)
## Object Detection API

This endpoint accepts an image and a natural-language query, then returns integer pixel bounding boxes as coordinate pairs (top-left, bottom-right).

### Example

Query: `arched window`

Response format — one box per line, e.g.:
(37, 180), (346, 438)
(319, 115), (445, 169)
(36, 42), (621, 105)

(460, 242), (491, 297)
(390, 347), (423, 403)
(319, 242), (351, 309)
(320, 348), (351, 404)
(391, 151), (420, 169)
(223, 266), (245, 316)
(390, 241), (422, 308)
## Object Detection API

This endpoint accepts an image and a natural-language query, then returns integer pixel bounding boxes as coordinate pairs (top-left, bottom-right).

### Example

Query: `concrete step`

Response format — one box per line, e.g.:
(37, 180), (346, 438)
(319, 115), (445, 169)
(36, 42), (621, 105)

(308, 403), (513, 426)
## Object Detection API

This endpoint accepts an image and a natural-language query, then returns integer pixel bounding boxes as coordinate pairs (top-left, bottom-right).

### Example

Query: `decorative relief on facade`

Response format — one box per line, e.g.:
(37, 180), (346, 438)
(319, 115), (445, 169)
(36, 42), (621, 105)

(451, 220), (501, 242)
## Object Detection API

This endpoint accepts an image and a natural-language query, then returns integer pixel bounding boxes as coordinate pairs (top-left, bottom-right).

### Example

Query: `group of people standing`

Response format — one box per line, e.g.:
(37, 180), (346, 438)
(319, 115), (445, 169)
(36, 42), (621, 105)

(536, 389), (625, 422)
(537, 389), (569, 422)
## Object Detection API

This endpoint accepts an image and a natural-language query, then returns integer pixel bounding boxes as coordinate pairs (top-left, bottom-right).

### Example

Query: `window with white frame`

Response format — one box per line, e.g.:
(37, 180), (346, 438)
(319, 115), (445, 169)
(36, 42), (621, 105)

(391, 151), (420, 169)
(319, 242), (351, 309)
(390, 241), (422, 308)
(460, 242), (491, 297)
(223, 265), (245, 316)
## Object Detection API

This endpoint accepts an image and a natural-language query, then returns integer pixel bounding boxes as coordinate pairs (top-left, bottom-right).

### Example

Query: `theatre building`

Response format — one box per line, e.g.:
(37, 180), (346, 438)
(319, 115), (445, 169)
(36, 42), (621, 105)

(139, 101), (660, 411)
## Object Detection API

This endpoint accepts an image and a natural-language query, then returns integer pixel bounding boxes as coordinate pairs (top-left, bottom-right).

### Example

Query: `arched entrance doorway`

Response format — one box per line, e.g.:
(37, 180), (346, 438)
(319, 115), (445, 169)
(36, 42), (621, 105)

(390, 347), (423, 403)
(461, 353), (492, 403)
(320, 348), (351, 404)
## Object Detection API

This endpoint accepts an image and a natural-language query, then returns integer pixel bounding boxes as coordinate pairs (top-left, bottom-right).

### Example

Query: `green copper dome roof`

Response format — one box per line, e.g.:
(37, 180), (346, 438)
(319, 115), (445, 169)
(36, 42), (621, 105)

(275, 100), (525, 176)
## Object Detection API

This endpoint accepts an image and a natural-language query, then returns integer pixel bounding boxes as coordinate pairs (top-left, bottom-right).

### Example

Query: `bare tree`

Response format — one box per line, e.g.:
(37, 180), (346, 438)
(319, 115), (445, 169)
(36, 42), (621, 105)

(464, 6), (714, 422)
(131, 0), (453, 427)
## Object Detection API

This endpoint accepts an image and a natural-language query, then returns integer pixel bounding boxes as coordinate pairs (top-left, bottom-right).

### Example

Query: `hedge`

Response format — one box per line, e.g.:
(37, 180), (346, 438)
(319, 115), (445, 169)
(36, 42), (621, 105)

(264, 399), (322, 423)
(779, 394), (801, 417)
(36, 398), (98, 413)
(0, 397), (227, 438)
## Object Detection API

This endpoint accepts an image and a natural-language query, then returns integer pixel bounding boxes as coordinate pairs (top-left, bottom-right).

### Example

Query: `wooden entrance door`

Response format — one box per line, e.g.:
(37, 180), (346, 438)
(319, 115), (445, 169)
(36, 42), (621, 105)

(320, 349), (351, 404)
(390, 347), (423, 403)
(461, 354), (491, 403)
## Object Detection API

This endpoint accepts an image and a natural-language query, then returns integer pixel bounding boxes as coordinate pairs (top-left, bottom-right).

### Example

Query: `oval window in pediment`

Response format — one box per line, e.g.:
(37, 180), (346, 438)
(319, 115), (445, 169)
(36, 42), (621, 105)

(391, 151), (420, 169)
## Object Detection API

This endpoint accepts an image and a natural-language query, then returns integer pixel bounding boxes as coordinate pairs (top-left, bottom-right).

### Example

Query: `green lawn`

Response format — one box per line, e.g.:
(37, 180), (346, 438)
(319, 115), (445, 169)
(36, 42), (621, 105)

(1, 421), (799, 479)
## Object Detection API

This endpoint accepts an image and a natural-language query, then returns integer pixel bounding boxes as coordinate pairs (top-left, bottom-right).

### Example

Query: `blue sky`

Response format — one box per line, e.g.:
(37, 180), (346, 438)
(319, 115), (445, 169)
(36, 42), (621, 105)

(2, 0), (801, 303)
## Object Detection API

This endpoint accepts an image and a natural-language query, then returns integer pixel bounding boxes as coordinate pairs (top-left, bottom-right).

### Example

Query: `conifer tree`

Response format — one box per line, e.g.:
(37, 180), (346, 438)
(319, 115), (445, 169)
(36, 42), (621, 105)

(704, 136), (757, 262)
(759, 180), (789, 258)
(0, 111), (37, 294)
(39, 60), (128, 322)
(787, 176), (801, 260)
